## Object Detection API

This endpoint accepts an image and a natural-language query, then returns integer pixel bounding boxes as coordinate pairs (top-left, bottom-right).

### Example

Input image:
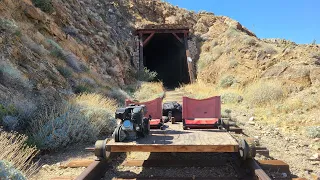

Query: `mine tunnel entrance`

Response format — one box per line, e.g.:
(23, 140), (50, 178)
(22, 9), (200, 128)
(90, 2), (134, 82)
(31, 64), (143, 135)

(144, 33), (189, 88)
(136, 25), (192, 89)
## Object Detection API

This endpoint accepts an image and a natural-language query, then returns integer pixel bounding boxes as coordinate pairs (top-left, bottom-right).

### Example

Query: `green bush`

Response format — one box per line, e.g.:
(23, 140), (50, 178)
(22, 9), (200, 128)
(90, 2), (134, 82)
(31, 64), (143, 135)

(32, 0), (54, 13)
(306, 126), (320, 138)
(108, 88), (131, 105)
(137, 68), (157, 82)
(0, 61), (31, 88)
(0, 104), (18, 124)
(29, 106), (97, 150)
(74, 84), (92, 94)
(219, 75), (236, 88)
(0, 18), (19, 34)
(56, 66), (73, 78)
(0, 160), (26, 180)
(80, 64), (90, 72)
(29, 94), (118, 150)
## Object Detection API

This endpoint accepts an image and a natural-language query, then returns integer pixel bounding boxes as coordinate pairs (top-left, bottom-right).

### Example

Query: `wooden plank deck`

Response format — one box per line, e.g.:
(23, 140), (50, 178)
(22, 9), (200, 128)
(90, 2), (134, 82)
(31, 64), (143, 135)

(107, 123), (239, 153)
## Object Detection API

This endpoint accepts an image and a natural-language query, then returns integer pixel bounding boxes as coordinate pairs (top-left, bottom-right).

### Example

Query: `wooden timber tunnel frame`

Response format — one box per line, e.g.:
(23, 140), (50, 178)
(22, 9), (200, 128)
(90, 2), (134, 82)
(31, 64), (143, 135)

(136, 24), (195, 84)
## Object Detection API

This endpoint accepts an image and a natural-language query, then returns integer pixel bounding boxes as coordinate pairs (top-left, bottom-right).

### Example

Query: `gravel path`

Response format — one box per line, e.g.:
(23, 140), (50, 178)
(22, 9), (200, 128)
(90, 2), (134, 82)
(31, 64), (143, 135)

(230, 107), (320, 179)
(103, 152), (239, 180)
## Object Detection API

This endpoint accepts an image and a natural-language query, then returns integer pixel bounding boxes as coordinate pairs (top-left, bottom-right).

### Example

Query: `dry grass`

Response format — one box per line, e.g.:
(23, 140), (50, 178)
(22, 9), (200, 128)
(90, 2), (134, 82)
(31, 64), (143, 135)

(198, 46), (224, 71)
(179, 81), (243, 101)
(72, 93), (118, 114)
(244, 80), (286, 106)
(0, 131), (39, 178)
(179, 81), (217, 99)
(133, 82), (164, 102)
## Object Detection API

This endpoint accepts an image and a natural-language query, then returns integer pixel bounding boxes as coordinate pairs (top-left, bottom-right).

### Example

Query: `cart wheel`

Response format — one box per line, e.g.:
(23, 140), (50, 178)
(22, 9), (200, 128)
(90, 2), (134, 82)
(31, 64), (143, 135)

(239, 139), (256, 160)
(222, 119), (230, 131)
(143, 118), (150, 136)
(239, 139), (248, 160)
(246, 138), (256, 159)
(94, 139), (111, 160)
(114, 125), (122, 142)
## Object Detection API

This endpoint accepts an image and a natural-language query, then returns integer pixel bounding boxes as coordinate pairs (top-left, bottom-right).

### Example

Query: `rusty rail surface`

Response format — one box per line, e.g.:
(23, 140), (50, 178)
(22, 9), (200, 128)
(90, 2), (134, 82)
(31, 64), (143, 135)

(75, 160), (109, 180)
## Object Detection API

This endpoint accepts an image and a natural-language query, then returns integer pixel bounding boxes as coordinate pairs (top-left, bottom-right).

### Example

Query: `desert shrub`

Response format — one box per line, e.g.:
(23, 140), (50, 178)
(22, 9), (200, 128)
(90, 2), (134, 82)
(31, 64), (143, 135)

(221, 92), (243, 104)
(0, 132), (39, 178)
(63, 52), (82, 72)
(137, 68), (157, 82)
(244, 36), (257, 46)
(198, 53), (214, 70)
(80, 77), (96, 87)
(0, 104), (18, 122)
(22, 36), (47, 55)
(275, 98), (303, 113)
(133, 82), (164, 102)
(263, 45), (277, 54)
(47, 39), (65, 59)
(0, 18), (19, 34)
(32, 0), (54, 13)
(229, 59), (238, 68)
(198, 47), (224, 70)
(0, 160), (26, 180)
(221, 108), (232, 118)
(80, 63), (90, 72)
(74, 84), (92, 94)
(108, 88), (131, 105)
(202, 43), (211, 52)
(0, 61), (31, 89)
(306, 126), (320, 138)
(56, 66), (73, 78)
(311, 52), (320, 59)
(225, 28), (239, 38)
(11, 95), (37, 120)
(245, 80), (285, 105)
(29, 94), (117, 150)
(47, 40), (84, 73)
(212, 46), (224, 59)
(219, 75), (236, 88)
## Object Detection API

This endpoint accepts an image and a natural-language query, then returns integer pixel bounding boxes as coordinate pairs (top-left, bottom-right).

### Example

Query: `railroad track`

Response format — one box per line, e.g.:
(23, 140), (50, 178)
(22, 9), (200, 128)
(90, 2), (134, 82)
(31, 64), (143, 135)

(54, 152), (299, 180)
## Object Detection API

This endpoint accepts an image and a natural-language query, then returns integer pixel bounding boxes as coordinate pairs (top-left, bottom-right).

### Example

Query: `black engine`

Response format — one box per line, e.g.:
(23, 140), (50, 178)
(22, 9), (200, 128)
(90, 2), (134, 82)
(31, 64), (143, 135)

(113, 105), (150, 142)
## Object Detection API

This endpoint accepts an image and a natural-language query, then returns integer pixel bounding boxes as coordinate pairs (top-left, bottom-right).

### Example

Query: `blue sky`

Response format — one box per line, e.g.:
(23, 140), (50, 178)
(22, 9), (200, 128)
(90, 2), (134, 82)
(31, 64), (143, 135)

(165, 0), (319, 44)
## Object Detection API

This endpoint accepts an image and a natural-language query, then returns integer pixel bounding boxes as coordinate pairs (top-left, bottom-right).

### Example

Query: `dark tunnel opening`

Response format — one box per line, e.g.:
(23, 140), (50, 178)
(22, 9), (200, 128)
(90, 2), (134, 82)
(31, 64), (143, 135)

(143, 33), (190, 89)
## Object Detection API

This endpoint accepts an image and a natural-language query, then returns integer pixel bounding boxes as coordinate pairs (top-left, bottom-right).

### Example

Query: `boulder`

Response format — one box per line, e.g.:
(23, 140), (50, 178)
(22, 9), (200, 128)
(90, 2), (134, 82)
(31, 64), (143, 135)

(24, 4), (45, 21)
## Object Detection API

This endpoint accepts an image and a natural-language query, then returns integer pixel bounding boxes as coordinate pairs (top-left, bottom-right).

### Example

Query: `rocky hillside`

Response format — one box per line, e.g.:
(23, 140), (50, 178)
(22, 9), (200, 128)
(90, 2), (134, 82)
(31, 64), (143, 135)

(1, 0), (320, 179)
(1, 0), (319, 133)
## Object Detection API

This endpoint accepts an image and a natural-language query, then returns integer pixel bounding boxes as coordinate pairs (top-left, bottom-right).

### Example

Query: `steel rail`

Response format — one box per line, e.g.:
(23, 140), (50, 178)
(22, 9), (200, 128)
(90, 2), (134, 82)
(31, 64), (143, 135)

(75, 157), (272, 180)
(248, 159), (272, 180)
(75, 160), (109, 180)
